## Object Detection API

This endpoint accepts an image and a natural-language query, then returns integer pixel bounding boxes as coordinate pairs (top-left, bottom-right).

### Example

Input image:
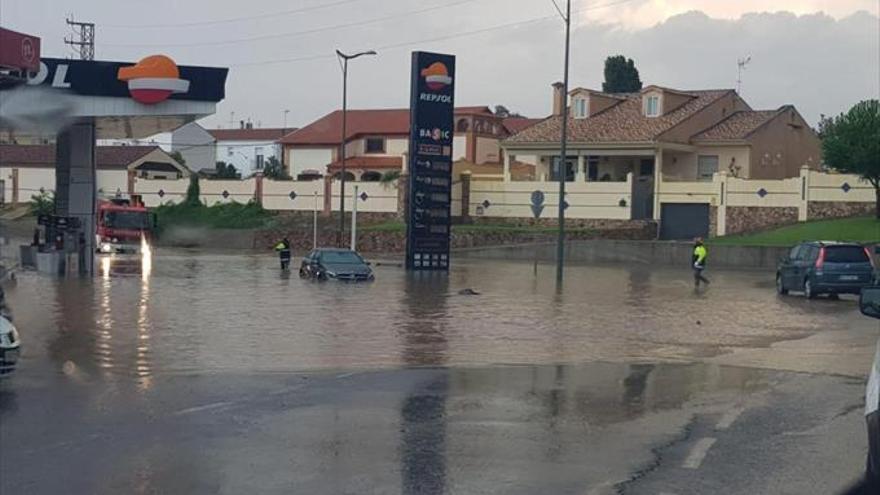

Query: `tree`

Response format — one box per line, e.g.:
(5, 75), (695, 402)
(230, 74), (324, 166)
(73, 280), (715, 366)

(602, 55), (642, 93)
(29, 191), (54, 216)
(821, 99), (880, 218)
(183, 175), (201, 207)
(262, 156), (290, 180)
(494, 105), (523, 118)
(214, 161), (241, 180)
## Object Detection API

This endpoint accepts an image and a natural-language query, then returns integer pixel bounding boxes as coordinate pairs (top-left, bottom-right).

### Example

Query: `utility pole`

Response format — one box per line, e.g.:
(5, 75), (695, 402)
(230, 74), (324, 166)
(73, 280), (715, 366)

(736, 56), (751, 95)
(553, 0), (572, 284)
(335, 49), (376, 247)
(64, 16), (95, 61)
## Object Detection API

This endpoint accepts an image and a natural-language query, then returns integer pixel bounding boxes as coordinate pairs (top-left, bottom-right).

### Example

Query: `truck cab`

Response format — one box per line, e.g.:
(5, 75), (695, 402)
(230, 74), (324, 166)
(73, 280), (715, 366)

(96, 197), (155, 254)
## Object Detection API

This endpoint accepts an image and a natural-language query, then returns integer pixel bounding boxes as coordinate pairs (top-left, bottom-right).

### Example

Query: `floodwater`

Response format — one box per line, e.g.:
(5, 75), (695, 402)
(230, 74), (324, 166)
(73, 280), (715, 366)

(1, 250), (873, 494)
(2, 248), (865, 380)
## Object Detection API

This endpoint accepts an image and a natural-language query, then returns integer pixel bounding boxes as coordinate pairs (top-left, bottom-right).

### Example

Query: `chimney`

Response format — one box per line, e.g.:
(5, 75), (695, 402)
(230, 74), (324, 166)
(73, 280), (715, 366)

(552, 82), (565, 117)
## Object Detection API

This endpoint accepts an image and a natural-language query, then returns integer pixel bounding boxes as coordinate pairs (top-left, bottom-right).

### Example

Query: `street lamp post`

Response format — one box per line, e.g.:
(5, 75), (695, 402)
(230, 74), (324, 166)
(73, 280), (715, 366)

(336, 49), (377, 247)
(555, 0), (571, 284)
(282, 109), (290, 129)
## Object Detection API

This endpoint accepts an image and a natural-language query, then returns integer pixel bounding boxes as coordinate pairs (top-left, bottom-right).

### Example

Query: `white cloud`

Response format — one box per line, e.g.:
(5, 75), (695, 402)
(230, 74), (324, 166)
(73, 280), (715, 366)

(580, 0), (880, 29)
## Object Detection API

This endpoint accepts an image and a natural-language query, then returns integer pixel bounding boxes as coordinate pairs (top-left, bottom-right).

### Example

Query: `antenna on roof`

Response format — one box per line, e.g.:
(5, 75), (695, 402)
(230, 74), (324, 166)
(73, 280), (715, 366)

(736, 56), (751, 95)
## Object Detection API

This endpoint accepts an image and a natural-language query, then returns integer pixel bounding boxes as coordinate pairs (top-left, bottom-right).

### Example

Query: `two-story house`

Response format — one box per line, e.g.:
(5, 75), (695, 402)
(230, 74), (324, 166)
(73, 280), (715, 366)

(279, 107), (539, 181)
(171, 122), (296, 176)
(504, 83), (821, 184)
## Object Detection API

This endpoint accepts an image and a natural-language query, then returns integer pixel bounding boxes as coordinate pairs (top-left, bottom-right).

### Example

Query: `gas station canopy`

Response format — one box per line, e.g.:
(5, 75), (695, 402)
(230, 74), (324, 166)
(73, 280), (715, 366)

(0, 50), (228, 139)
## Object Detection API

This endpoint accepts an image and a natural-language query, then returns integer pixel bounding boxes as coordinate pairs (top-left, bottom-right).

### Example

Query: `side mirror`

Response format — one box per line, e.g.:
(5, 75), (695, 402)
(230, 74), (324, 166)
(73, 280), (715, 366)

(860, 287), (880, 320)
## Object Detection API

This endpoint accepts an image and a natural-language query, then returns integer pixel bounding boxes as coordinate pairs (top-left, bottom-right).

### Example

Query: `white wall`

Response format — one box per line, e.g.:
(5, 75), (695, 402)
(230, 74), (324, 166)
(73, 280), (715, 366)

(217, 140), (283, 177)
(329, 181), (399, 213)
(200, 178), (257, 206)
(96, 170), (129, 199)
(453, 136), (467, 161)
(134, 177), (189, 207)
(262, 179), (324, 211)
(469, 176), (633, 220)
(289, 147), (334, 177)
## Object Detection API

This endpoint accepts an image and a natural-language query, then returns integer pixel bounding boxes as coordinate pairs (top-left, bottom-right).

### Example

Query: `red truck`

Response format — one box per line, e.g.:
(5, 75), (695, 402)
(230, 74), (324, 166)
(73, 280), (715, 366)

(96, 198), (155, 254)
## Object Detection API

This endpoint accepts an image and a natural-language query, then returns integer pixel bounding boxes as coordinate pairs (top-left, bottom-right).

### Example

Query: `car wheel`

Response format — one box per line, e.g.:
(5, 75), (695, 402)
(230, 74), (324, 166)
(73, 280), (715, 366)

(776, 274), (788, 295)
(804, 278), (816, 299)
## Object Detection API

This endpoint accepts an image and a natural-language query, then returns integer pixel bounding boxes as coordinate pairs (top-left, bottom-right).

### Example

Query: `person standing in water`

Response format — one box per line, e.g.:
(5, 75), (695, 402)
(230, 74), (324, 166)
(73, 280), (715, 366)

(692, 237), (710, 289)
(274, 237), (292, 271)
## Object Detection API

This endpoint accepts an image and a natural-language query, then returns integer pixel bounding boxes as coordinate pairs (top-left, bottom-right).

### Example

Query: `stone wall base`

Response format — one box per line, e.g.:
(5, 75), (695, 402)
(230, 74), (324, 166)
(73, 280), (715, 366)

(808, 201), (874, 220)
(725, 206), (798, 235)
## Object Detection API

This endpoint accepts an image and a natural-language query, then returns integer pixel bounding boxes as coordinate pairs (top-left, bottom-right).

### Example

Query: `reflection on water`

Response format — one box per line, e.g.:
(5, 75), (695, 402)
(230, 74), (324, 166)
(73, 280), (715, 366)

(3, 250), (861, 381)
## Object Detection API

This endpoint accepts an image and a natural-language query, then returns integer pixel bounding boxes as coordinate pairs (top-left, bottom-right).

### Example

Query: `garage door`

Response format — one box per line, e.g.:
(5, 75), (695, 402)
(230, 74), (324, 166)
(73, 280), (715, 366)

(660, 203), (709, 240)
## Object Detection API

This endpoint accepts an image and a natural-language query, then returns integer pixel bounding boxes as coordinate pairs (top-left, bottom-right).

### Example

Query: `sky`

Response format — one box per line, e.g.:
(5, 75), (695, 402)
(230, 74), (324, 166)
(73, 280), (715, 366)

(1, 0), (878, 129)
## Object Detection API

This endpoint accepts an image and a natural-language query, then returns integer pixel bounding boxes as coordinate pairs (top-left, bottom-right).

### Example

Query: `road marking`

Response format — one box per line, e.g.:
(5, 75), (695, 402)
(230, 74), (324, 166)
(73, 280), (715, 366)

(335, 371), (360, 379)
(682, 437), (717, 469)
(716, 407), (745, 430)
(173, 401), (233, 416)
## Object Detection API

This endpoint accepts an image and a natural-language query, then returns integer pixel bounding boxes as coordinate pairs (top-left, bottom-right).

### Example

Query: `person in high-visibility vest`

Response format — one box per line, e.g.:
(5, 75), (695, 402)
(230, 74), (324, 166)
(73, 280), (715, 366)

(274, 237), (292, 271)
(692, 237), (710, 289)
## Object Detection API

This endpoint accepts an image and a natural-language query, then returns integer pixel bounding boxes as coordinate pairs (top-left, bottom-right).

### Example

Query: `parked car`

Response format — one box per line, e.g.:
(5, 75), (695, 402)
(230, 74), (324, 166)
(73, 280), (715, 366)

(299, 248), (374, 281)
(859, 287), (880, 492)
(776, 241), (875, 298)
(0, 287), (18, 376)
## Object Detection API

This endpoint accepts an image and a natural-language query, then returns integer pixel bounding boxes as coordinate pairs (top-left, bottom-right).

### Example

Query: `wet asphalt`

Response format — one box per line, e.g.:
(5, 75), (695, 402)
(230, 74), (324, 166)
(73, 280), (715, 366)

(0, 248), (877, 494)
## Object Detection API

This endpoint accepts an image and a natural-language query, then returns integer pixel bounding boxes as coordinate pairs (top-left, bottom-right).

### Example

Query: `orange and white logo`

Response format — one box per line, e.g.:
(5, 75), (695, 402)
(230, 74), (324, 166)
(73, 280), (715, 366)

(118, 55), (190, 104)
(421, 62), (452, 91)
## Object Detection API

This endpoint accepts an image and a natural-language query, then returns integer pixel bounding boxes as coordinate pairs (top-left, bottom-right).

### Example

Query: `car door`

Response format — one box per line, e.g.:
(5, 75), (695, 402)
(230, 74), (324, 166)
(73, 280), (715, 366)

(795, 245), (818, 289)
(781, 245), (802, 288)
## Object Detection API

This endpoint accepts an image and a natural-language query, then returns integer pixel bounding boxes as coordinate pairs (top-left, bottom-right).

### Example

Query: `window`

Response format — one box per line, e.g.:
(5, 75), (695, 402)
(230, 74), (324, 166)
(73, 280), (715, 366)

(824, 246), (870, 263)
(550, 156), (577, 182)
(365, 137), (385, 154)
(645, 95), (660, 117)
(227, 147), (234, 157)
(697, 155), (719, 181)
(255, 148), (264, 169)
(573, 98), (587, 119)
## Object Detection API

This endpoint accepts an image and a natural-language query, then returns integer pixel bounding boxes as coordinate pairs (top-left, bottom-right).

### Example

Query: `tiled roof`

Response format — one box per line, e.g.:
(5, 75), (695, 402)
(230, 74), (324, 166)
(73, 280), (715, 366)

(503, 117), (544, 135)
(505, 89), (733, 145)
(0, 145), (160, 169)
(326, 156), (403, 171)
(691, 108), (785, 141)
(281, 107), (505, 145)
(207, 127), (297, 141)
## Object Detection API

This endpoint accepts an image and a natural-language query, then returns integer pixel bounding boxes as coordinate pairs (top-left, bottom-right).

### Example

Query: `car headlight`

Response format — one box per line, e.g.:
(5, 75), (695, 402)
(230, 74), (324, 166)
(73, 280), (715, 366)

(101, 243), (113, 253)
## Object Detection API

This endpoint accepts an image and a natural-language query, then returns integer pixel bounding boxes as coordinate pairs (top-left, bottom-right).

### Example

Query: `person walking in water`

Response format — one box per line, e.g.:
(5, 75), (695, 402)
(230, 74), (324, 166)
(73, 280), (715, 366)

(692, 237), (710, 289)
(274, 237), (292, 271)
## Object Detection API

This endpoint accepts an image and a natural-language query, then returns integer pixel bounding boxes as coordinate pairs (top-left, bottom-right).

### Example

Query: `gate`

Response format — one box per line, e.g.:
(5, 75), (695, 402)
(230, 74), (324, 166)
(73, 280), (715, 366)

(631, 176), (654, 220)
(660, 203), (709, 240)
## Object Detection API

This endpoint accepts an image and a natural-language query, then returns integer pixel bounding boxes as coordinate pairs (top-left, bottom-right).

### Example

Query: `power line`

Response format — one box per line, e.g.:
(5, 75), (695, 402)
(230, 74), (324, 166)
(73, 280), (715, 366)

(100, 0), (365, 29)
(103, 0), (480, 48)
(226, 0), (639, 68)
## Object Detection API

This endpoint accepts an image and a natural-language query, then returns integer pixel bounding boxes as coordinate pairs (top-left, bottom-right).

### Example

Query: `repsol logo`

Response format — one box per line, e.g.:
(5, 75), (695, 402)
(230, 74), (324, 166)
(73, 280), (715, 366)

(419, 92), (451, 104)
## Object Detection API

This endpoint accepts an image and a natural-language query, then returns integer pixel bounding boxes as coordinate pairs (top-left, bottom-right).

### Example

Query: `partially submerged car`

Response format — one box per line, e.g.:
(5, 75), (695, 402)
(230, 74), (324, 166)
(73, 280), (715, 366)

(299, 248), (374, 281)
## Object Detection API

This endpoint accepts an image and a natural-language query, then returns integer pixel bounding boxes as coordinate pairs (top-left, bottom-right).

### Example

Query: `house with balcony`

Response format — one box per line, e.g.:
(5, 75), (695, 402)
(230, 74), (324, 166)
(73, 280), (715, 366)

(501, 83), (821, 220)
(279, 106), (539, 181)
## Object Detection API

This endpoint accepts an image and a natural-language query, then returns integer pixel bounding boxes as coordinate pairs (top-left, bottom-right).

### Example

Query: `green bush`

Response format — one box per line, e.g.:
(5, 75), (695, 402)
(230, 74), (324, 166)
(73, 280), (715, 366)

(154, 200), (275, 231)
(29, 191), (54, 216)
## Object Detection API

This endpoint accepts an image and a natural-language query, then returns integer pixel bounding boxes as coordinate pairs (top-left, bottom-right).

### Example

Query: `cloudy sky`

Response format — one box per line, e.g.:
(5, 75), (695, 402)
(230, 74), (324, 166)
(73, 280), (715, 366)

(2, 0), (878, 129)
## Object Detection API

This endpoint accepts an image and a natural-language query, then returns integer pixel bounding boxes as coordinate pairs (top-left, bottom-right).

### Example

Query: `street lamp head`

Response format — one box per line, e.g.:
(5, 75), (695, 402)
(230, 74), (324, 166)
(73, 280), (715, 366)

(336, 49), (377, 60)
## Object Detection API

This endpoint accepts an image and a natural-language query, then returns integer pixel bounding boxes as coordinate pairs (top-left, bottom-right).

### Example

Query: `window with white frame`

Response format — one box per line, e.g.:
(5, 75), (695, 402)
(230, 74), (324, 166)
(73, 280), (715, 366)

(697, 155), (719, 181)
(573, 97), (587, 119)
(645, 95), (660, 117)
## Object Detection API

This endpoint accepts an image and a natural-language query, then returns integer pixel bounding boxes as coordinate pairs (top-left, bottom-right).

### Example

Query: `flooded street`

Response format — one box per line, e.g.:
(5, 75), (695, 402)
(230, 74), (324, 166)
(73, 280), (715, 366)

(1, 249), (877, 494)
